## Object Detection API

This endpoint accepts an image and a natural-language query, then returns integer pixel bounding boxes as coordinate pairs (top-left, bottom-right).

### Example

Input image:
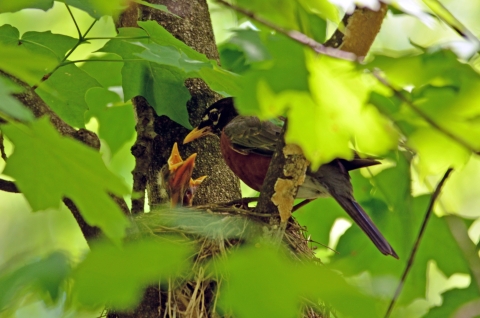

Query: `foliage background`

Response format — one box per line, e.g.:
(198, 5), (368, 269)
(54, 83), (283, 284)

(1, 0), (480, 317)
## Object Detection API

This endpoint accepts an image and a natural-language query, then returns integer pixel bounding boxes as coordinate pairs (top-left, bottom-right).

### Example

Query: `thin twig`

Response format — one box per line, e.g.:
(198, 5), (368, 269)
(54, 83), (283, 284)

(59, 59), (142, 67)
(0, 178), (19, 193)
(62, 19), (97, 63)
(0, 132), (7, 161)
(214, 0), (357, 61)
(65, 4), (82, 39)
(83, 36), (150, 40)
(384, 168), (454, 318)
(373, 72), (479, 154)
(423, 0), (480, 46)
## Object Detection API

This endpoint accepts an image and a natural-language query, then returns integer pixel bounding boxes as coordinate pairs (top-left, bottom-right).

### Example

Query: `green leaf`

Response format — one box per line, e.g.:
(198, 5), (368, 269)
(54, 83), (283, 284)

(132, 0), (178, 17)
(296, 3), (327, 43)
(36, 64), (102, 128)
(85, 88), (135, 155)
(0, 75), (34, 121)
(100, 21), (241, 128)
(98, 27), (190, 128)
(138, 20), (207, 61)
(0, 43), (57, 85)
(297, 0), (338, 22)
(215, 245), (379, 318)
(0, 24), (20, 45)
(425, 282), (480, 318)
(294, 197), (344, 248)
(0, 252), (70, 311)
(0, 0), (54, 13)
(224, 30), (271, 64)
(21, 31), (77, 62)
(235, 33), (310, 116)
(1, 118), (130, 243)
(134, 42), (241, 97)
(235, 0), (298, 30)
(64, 0), (126, 19)
(72, 238), (193, 310)
(79, 53), (124, 88)
(330, 158), (469, 305)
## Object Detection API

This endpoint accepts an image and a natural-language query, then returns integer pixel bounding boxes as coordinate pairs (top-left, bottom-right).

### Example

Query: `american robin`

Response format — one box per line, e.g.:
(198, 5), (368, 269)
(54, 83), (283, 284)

(160, 142), (206, 207)
(183, 98), (398, 258)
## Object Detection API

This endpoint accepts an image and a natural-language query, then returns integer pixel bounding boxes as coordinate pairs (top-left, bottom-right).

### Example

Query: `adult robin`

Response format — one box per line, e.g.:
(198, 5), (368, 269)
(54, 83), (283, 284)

(183, 98), (398, 258)
(160, 142), (206, 207)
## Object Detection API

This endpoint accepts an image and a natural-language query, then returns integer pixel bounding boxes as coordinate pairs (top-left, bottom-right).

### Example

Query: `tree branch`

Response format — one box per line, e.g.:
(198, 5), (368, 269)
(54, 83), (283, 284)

(214, 0), (357, 61)
(384, 168), (454, 318)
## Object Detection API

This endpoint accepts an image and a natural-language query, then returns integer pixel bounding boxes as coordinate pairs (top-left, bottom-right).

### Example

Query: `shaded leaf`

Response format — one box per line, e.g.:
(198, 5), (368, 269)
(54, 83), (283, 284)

(0, 252), (70, 311)
(215, 245), (379, 318)
(0, 0), (54, 13)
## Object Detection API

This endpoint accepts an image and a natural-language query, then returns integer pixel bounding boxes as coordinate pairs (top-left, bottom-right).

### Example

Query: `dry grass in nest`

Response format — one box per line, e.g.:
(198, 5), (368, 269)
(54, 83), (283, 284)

(133, 202), (328, 318)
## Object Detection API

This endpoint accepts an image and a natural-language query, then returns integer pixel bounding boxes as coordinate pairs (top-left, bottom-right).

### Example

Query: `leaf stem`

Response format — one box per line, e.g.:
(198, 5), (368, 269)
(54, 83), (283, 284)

(423, 0), (480, 47)
(83, 36), (150, 41)
(59, 59), (143, 67)
(65, 4), (82, 39)
(384, 168), (453, 318)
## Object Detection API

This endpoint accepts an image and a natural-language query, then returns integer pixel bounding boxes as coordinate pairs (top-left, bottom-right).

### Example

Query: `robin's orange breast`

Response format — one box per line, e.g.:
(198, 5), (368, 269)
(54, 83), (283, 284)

(220, 131), (271, 192)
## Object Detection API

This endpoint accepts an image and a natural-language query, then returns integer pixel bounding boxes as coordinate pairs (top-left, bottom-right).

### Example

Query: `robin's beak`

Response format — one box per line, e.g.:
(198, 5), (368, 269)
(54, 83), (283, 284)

(183, 127), (211, 144)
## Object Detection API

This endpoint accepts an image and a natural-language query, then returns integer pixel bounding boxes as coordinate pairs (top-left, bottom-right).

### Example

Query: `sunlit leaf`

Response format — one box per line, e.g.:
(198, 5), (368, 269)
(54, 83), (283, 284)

(64, 0), (126, 19)
(79, 53), (124, 88)
(85, 87), (135, 155)
(425, 282), (480, 318)
(0, 43), (57, 86)
(21, 31), (77, 62)
(1, 118), (130, 243)
(36, 64), (102, 128)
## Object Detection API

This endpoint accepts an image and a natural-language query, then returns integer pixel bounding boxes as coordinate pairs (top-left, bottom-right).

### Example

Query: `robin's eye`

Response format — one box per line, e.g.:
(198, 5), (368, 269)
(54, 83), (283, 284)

(209, 110), (220, 124)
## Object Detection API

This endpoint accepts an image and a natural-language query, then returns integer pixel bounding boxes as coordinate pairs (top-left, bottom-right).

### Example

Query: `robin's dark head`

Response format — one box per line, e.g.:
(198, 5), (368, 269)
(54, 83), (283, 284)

(183, 97), (238, 144)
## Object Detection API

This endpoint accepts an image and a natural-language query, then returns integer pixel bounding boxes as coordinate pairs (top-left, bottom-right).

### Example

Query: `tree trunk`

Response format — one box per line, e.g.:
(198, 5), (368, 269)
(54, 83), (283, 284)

(110, 1), (241, 316)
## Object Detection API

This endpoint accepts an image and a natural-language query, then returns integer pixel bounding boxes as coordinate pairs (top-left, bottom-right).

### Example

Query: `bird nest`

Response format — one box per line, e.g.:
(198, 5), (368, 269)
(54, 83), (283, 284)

(132, 201), (327, 318)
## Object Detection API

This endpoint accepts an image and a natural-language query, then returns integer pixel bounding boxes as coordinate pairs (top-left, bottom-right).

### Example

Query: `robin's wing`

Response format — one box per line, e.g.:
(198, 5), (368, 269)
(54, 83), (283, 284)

(224, 116), (381, 168)
(223, 116), (282, 156)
